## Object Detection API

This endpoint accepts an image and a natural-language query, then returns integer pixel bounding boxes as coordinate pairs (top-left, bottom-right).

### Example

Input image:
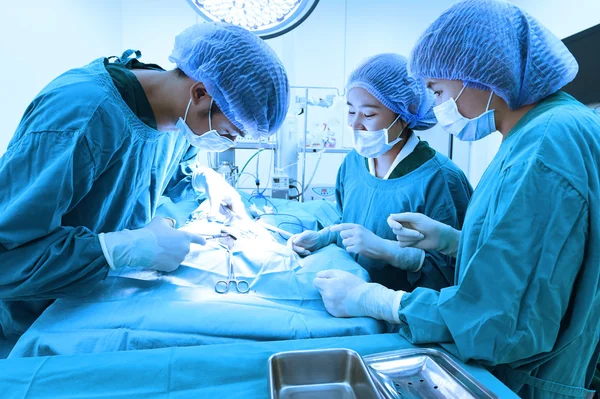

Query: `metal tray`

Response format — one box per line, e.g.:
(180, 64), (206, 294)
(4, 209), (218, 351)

(362, 348), (498, 399)
(269, 348), (382, 399)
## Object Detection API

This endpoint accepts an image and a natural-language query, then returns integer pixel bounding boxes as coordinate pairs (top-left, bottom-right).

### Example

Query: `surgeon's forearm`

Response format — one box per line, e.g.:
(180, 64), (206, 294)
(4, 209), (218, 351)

(351, 283), (404, 324)
(397, 288), (453, 343)
(439, 225), (461, 257)
(317, 226), (338, 248)
(382, 240), (425, 272)
(0, 227), (109, 300)
(390, 290), (405, 324)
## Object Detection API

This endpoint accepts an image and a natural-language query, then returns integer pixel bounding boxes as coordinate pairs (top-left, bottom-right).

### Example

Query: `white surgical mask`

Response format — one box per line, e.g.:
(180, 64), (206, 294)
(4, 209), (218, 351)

(352, 114), (403, 158)
(177, 98), (235, 152)
(433, 85), (496, 141)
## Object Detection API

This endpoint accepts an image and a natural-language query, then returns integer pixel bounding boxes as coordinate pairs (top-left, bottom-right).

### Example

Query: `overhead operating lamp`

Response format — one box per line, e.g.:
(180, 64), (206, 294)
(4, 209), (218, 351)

(186, 0), (320, 39)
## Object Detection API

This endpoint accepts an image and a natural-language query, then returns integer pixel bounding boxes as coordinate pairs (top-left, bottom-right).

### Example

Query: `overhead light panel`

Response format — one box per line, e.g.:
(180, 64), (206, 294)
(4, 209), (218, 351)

(187, 0), (320, 39)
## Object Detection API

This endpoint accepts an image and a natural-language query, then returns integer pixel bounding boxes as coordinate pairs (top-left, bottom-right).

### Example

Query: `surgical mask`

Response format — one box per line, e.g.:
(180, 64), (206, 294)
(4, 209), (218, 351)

(177, 98), (235, 152)
(352, 114), (403, 158)
(433, 86), (496, 141)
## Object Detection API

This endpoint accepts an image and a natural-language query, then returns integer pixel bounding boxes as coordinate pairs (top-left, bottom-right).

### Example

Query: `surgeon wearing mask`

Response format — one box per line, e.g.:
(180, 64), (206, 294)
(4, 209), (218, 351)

(313, 1), (600, 397)
(288, 54), (472, 322)
(0, 23), (289, 352)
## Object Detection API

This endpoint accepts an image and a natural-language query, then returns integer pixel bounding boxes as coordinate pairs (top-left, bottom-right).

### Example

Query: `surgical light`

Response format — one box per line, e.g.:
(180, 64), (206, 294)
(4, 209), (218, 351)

(186, 0), (320, 39)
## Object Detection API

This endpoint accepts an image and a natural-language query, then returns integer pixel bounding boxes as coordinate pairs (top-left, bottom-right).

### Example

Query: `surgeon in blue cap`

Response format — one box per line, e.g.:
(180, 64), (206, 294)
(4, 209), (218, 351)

(288, 54), (472, 322)
(0, 23), (289, 350)
(312, 1), (600, 398)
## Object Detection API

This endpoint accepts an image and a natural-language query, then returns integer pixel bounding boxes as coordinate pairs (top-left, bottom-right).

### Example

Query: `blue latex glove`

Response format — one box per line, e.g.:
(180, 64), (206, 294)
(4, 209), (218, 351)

(313, 269), (404, 323)
(99, 217), (206, 272)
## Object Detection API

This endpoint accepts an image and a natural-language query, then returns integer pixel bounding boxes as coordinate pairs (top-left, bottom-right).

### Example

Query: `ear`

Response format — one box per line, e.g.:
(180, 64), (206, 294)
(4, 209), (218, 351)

(190, 82), (209, 105)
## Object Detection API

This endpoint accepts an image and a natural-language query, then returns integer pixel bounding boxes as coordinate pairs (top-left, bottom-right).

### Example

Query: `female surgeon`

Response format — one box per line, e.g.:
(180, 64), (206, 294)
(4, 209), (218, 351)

(315, 1), (600, 397)
(289, 53), (473, 319)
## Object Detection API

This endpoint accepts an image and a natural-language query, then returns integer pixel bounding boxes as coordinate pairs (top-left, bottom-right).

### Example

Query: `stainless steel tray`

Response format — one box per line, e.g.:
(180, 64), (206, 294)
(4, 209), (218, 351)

(269, 348), (382, 399)
(363, 348), (498, 399)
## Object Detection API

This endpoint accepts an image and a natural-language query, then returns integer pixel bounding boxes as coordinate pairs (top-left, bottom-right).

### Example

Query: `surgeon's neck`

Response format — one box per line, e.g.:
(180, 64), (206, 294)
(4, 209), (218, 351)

(131, 69), (193, 131)
(494, 99), (537, 140)
(373, 133), (408, 178)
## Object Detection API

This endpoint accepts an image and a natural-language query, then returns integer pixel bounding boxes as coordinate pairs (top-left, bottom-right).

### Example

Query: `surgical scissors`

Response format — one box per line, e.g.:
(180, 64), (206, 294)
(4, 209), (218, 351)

(215, 242), (250, 294)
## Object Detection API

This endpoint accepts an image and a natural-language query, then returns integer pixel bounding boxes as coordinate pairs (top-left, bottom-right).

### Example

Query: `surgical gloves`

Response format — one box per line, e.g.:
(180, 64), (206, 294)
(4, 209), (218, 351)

(287, 227), (336, 256)
(313, 269), (403, 324)
(330, 223), (425, 272)
(99, 217), (206, 272)
(387, 213), (460, 256)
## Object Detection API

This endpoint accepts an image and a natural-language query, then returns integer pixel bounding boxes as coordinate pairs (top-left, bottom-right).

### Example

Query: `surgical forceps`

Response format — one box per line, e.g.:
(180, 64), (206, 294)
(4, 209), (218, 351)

(199, 230), (238, 241)
(215, 240), (250, 294)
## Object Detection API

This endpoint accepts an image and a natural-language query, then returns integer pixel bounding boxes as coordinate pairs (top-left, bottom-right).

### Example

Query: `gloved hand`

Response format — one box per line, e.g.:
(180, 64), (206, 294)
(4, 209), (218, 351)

(330, 223), (425, 272)
(387, 213), (460, 256)
(313, 270), (404, 323)
(287, 227), (336, 257)
(191, 167), (249, 221)
(99, 217), (206, 272)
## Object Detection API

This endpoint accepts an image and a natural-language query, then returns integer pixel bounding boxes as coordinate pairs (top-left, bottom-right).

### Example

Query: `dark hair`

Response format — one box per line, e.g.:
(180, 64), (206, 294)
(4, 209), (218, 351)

(174, 67), (188, 78)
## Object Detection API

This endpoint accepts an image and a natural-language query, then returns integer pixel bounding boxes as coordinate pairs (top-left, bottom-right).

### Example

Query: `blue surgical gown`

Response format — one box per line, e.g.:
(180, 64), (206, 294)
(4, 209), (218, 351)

(398, 92), (600, 398)
(335, 146), (473, 291)
(0, 58), (198, 340)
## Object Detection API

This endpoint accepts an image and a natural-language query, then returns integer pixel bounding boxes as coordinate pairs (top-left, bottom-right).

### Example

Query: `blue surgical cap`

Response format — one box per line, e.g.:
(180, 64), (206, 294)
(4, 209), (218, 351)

(409, 0), (578, 110)
(169, 23), (290, 139)
(347, 53), (436, 131)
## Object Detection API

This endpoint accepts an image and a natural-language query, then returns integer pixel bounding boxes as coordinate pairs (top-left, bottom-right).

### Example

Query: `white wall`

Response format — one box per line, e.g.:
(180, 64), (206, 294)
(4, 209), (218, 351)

(0, 0), (122, 156)
(120, 0), (197, 68)
(517, 0), (600, 38)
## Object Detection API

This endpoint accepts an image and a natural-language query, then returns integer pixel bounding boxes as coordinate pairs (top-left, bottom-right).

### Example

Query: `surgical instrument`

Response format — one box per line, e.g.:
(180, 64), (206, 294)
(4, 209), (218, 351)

(215, 241), (250, 294)
(199, 230), (238, 241)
